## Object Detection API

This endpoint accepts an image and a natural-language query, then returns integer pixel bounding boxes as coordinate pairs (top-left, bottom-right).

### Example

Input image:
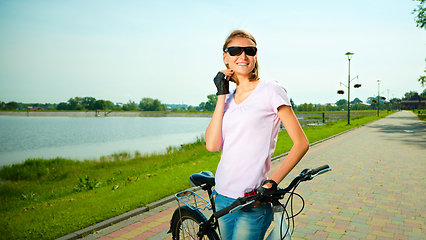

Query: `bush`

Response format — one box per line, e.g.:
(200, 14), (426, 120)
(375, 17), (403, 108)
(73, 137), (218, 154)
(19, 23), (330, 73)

(72, 175), (101, 192)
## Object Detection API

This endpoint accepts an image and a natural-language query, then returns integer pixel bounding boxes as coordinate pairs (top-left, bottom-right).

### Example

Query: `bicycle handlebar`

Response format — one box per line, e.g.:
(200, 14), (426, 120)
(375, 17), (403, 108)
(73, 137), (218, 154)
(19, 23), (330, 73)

(214, 165), (331, 219)
(311, 164), (330, 175)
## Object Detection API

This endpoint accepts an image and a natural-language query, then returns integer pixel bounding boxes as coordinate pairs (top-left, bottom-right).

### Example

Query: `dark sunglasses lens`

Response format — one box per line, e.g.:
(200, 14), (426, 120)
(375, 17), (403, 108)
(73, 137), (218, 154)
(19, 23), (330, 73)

(244, 47), (257, 56)
(227, 47), (243, 56)
(226, 46), (257, 56)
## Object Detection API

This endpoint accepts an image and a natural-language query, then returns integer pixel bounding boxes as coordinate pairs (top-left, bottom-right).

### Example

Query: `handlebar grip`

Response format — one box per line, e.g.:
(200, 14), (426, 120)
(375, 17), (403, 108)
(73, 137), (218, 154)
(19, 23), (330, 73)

(213, 198), (246, 219)
(311, 165), (330, 175)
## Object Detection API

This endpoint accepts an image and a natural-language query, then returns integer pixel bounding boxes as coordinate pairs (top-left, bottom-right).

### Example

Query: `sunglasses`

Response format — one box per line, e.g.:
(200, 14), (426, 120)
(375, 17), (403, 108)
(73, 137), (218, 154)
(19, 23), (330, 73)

(225, 46), (257, 56)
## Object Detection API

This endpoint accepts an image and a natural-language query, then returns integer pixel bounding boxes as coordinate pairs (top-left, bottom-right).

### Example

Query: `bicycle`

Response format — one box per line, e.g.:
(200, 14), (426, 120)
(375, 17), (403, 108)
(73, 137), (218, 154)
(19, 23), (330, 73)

(168, 165), (332, 240)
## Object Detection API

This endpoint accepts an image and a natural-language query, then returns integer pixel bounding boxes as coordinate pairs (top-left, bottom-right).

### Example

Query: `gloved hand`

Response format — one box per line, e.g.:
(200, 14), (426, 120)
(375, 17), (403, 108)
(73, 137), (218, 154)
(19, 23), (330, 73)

(213, 72), (229, 95)
(256, 180), (278, 203)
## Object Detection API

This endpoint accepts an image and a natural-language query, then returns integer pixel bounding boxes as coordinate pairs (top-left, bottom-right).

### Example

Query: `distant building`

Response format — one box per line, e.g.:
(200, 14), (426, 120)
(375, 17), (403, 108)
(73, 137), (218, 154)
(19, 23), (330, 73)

(401, 93), (425, 109)
(357, 102), (370, 106)
(29, 107), (44, 111)
(166, 104), (188, 109)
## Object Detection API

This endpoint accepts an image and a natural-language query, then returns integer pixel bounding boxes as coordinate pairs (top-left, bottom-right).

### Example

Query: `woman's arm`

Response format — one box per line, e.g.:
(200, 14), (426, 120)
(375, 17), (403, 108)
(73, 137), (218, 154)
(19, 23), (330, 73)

(205, 95), (226, 152)
(266, 105), (309, 186)
(205, 70), (233, 152)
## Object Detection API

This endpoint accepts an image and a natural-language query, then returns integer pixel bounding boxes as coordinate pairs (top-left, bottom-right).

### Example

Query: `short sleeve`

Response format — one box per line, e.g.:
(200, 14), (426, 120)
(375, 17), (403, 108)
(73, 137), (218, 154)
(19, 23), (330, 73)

(269, 81), (290, 113)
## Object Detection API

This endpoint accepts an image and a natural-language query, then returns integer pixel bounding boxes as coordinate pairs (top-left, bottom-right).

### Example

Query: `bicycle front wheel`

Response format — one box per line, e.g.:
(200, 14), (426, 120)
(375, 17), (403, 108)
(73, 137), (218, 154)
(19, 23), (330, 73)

(170, 206), (219, 240)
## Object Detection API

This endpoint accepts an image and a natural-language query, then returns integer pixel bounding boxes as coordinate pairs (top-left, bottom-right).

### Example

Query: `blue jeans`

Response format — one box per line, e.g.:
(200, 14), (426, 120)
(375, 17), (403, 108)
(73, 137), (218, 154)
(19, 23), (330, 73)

(214, 190), (273, 240)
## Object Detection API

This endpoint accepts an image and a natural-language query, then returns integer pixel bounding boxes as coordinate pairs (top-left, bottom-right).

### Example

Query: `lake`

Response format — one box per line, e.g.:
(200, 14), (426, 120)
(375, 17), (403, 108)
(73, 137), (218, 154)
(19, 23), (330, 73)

(0, 116), (211, 166)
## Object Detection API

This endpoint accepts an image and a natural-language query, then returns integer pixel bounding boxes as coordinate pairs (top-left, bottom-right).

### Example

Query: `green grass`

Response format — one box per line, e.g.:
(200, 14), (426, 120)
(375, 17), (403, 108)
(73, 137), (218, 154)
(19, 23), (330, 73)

(414, 109), (426, 121)
(0, 111), (394, 239)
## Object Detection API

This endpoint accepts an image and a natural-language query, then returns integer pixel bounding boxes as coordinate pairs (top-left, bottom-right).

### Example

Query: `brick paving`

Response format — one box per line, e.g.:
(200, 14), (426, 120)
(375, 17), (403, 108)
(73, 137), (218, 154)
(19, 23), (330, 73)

(81, 111), (426, 240)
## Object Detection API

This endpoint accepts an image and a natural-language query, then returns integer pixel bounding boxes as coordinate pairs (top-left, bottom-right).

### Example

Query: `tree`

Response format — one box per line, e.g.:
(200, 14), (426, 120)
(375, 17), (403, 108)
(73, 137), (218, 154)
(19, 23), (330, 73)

(56, 102), (69, 110)
(4, 101), (20, 110)
(139, 98), (154, 111)
(198, 102), (206, 111)
(152, 99), (167, 111)
(402, 91), (418, 100)
(390, 98), (401, 103)
(335, 99), (348, 107)
(204, 94), (217, 112)
(94, 99), (113, 110)
(418, 68), (426, 87)
(187, 106), (198, 112)
(81, 97), (96, 110)
(123, 100), (138, 111)
(290, 98), (295, 109)
(413, 1), (426, 86)
(297, 103), (308, 112)
(366, 97), (376, 104)
(413, 0), (426, 29)
(68, 97), (81, 110)
(351, 98), (362, 104)
(139, 98), (167, 111)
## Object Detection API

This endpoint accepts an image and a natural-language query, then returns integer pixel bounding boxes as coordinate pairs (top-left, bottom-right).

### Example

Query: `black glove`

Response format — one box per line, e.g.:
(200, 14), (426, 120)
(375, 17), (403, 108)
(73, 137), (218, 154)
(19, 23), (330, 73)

(213, 72), (229, 95)
(256, 180), (278, 203)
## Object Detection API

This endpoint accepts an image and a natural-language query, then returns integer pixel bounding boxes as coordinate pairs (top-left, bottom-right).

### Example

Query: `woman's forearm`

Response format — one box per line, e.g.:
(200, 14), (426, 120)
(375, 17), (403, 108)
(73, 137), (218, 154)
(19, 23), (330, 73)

(205, 95), (226, 152)
(268, 141), (309, 184)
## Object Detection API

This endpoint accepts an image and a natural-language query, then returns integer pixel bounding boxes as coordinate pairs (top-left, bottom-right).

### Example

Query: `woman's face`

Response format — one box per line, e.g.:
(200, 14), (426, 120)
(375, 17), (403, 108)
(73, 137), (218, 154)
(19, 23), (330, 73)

(223, 37), (257, 78)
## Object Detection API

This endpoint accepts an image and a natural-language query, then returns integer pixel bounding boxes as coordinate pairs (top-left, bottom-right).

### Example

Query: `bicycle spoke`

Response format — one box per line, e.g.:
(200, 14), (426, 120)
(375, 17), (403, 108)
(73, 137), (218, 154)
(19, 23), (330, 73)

(180, 219), (199, 240)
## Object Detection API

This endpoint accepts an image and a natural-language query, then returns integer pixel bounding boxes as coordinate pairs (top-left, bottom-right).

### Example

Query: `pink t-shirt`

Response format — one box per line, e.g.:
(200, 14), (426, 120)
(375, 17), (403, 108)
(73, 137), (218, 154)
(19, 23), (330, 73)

(215, 80), (291, 199)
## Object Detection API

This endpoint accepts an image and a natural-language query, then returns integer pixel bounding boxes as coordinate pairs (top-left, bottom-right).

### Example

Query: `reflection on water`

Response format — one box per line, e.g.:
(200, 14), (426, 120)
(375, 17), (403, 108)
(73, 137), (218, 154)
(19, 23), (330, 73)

(0, 116), (210, 166)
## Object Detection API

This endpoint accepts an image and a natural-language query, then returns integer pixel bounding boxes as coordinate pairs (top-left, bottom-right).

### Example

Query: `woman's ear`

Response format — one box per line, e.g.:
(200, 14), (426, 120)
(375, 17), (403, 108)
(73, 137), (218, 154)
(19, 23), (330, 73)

(223, 52), (228, 65)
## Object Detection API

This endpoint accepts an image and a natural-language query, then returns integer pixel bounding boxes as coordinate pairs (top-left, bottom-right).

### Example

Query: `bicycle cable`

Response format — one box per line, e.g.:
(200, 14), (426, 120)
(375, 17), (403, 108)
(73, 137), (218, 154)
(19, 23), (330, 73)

(276, 180), (306, 240)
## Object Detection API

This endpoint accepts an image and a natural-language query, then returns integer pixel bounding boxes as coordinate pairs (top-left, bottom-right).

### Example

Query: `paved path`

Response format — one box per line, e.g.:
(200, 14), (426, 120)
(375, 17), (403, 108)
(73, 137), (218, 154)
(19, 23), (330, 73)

(81, 111), (426, 240)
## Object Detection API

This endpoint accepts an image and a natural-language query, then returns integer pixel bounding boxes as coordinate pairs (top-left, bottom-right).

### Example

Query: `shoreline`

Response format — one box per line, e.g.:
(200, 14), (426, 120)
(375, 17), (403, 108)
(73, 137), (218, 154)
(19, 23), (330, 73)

(0, 111), (213, 118)
(0, 111), (357, 118)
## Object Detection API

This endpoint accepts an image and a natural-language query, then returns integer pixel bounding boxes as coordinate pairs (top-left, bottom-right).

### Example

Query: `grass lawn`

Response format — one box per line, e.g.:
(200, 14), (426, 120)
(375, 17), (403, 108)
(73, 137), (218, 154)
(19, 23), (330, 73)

(414, 109), (426, 121)
(0, 111), (393, 239)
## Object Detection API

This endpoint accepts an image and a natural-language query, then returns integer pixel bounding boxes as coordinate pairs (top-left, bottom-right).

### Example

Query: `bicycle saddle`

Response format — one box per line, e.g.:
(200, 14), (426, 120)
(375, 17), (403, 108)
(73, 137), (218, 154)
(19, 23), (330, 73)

(189, 171), (215, 187)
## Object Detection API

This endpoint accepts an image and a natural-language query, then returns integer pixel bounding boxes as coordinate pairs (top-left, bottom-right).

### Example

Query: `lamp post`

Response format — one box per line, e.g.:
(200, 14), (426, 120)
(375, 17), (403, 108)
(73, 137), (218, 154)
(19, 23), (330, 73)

(337, 52), (360, 124)
(346, 52), (353, 124)
(377, 80), (380, 117)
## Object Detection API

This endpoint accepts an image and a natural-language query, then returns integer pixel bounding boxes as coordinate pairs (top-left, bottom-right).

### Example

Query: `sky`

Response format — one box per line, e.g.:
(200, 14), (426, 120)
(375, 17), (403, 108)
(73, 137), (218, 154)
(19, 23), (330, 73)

(0, 0), (425, 106)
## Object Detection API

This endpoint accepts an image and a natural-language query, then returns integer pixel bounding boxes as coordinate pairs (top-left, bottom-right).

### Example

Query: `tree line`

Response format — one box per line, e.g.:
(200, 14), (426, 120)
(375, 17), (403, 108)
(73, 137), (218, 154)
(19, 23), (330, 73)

(1, 89), (425, 112)
(0, 95), (218, 112)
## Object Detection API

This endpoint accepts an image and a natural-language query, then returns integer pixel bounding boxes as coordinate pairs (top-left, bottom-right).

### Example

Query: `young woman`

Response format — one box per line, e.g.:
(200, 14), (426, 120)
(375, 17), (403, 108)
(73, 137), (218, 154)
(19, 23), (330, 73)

(205, 30), (309, 240)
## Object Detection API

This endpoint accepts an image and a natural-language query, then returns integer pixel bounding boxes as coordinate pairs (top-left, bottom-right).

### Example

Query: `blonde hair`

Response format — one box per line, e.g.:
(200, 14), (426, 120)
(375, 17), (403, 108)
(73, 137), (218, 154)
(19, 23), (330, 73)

(223, 30), (259, 85)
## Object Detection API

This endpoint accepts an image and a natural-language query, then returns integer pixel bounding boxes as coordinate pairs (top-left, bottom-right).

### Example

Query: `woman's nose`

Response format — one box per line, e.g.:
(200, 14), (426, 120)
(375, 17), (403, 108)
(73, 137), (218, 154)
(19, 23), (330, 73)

(238, 51), (248, 59)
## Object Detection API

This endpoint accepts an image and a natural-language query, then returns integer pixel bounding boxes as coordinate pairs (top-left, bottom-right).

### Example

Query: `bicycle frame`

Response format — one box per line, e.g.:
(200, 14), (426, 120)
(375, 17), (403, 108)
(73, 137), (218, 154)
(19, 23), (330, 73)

(171, 165), (332, 240)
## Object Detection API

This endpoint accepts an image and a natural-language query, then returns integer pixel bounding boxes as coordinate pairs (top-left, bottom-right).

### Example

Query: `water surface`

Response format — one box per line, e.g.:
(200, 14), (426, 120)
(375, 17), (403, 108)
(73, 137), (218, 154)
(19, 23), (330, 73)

(0, 116), (211, 166)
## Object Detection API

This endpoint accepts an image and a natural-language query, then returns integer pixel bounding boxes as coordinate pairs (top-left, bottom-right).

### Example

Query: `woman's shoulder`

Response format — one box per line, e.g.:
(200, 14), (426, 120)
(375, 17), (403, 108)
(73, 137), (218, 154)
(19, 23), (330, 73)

(260, 80), (287, 93)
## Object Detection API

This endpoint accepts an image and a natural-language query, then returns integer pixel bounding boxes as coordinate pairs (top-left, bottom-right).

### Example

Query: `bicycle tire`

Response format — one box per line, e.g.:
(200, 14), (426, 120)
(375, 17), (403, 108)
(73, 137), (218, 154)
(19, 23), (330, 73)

(170, 206), (219, 240)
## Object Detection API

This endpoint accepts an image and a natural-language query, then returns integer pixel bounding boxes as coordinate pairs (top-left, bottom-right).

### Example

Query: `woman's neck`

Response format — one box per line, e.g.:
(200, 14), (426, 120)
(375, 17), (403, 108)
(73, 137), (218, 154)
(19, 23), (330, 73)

(235, 76), (259, 93)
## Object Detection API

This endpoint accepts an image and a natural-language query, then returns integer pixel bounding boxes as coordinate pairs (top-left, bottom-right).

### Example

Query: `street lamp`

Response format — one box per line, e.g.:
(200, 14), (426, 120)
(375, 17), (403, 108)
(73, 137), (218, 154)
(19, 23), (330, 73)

(337, 52), (360, 125)
(376, 80), (385, 117)
(346, 52), (353, 125)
